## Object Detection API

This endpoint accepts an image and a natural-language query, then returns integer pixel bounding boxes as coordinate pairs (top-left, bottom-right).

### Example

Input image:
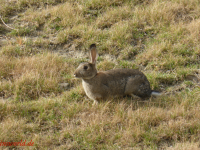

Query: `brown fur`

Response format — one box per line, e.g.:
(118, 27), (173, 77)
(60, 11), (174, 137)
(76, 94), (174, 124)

(74, 44), (153, 103)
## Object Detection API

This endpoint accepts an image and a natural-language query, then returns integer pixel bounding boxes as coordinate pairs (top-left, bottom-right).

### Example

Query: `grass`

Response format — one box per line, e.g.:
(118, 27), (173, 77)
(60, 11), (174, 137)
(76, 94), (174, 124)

(0, 0), (200, 149)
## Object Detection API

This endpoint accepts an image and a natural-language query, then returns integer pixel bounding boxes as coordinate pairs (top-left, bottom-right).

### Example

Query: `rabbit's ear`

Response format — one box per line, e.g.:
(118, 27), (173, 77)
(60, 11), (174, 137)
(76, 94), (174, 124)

(89, 44), (98, 64)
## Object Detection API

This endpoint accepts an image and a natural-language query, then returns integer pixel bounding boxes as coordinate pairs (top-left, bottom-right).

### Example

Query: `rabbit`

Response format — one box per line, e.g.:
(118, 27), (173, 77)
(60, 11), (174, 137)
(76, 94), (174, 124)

(74, 44), (161, 104)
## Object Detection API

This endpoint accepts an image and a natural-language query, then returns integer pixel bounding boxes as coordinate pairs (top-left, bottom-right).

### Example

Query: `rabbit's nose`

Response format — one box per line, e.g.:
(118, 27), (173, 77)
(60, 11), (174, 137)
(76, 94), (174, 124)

(74, 74), (77, 77)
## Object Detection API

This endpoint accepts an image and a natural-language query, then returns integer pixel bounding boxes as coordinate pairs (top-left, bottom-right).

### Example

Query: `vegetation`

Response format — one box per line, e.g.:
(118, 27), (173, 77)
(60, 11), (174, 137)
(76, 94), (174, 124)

(0, 0), (199, 149)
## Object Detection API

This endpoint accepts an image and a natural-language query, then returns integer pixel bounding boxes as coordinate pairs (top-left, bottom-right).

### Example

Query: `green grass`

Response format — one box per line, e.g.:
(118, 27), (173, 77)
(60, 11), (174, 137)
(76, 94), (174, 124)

(0, 0), (200, 149)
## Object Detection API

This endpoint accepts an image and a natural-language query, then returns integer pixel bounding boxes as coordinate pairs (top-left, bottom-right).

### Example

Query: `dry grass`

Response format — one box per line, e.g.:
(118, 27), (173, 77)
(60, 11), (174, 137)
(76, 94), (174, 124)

(0, 0), (200, 149)
(0, 53), (72, 100)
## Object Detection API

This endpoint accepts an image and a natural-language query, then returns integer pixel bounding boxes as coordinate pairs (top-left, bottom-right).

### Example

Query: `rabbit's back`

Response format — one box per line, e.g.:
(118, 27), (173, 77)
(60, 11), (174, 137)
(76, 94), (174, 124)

(82, 69), (152, 100)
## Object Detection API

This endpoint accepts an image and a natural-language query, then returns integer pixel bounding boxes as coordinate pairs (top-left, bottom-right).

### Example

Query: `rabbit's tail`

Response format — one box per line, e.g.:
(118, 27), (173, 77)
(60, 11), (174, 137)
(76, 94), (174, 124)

(151, 90), (162, 96)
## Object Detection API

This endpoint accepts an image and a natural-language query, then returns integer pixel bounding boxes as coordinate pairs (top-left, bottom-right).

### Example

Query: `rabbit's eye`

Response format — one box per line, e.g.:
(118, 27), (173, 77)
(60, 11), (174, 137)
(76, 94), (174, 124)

(84, 66), (88, 70)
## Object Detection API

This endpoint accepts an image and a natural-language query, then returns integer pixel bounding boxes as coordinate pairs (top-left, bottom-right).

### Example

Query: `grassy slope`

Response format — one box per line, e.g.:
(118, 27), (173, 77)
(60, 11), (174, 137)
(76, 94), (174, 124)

(0, 0), (200, 149)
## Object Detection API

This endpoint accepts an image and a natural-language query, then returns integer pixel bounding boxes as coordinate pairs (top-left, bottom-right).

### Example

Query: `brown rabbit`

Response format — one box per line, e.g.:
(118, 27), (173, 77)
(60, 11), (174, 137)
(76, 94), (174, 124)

(74, 44), (161, 104)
